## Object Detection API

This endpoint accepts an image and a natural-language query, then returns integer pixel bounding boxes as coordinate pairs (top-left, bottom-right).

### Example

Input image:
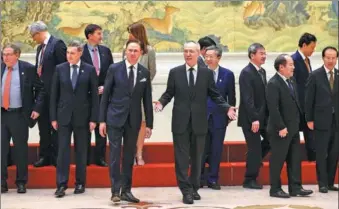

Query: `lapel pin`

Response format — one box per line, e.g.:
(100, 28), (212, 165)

(81, 70), (84, 73)
(219, 79), (222, 82)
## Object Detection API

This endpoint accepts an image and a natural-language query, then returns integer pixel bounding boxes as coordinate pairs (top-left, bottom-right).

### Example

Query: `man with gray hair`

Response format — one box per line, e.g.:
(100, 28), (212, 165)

(50, 40), (99, 198)
(29, 21), (67, 167)
(154, 41), (237, 204)
(238, 43), (270, 189)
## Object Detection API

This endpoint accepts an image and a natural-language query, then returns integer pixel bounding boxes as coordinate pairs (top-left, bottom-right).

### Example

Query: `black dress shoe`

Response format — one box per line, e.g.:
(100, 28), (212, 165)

(183, 194), (194, 204)
(121, 192), (140, 203)
(95, 159), (108, 167)
(55, 186), (67, 198)
(192, 191), (201, 200)
(1, 183), (8, 193)
(208, 182), (221, 190)
(289, 188), (313, 197)
(200, 180), (206, 188)
(111, 193), (121, 203)
(33, 158), (50, 167)
(74, 184), (85, 194)
(328, 185), (339, 191)
(270, 190), (290, 198)
(319, 186), (328, 193)
(17, 184), (26, 194)
(243, 181), (263, 189)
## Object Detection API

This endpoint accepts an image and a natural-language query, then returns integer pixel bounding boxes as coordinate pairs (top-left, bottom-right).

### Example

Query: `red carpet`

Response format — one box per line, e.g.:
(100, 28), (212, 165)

(6, 142), (338, 188)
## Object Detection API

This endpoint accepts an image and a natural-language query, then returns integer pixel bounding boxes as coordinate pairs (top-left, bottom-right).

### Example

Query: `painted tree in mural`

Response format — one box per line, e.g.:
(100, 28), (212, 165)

(0, 1), (60, 49)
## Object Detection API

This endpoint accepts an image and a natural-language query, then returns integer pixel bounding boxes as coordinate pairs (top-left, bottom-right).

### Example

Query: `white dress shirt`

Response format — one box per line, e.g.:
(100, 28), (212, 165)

(186, 64), (198, 85)
(125, 60), (138, 87)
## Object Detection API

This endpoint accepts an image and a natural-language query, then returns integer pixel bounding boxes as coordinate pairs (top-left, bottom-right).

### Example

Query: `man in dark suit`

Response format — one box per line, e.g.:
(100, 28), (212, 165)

(305, 46), (339, 193)
(200, 46), (236, 190)
(99, 39), (153, 203)
(266, 54), (313, 198)
(29, 21), (67, 167)
(238, 43), (270, 189)
(50, 40), (99, 198)
(81, 24), (114, 167)
(292, 33), (317, 161)
(197, 36), (216, 67)
(154, 41), (237, 204)
(1, 44), (45, 193)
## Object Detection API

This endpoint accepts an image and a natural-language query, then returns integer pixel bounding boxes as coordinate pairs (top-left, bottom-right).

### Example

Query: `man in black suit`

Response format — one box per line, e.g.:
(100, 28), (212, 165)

(292, 33), (317, 161)
(29, 21), (67, 167)
(1, 44), (45, 193)
(81, 24), (114, 167)
(50, 40), (99, 198)
(305, 46), (339, 193)
(154, 41), (237, 204)
(266, 54), (313, 198)
(238, 43), (270, 189)
(99, 39), (153, 203)
(197, 36), (216, 67)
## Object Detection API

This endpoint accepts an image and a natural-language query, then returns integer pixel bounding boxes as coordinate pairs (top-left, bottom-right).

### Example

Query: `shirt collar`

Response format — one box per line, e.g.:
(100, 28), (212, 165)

(298, 49), (307, 60)
(70, 60), (81, 68)
(186, 64), (198, 71)
(250, 61), (261, 71)
(125, 59), (138, 70)
(43, 33), (51, 45)
(277, 72), (289, 82)
(323, 65), (334, 74)
(200, 55), (205, 61)
(210, 65), (219, 73)
(7, 62), (19, 71)
(87, 43), (98, 52)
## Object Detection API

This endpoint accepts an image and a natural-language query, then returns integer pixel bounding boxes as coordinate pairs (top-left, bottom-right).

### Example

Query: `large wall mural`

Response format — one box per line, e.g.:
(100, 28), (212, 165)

(1, 1), (338, 53)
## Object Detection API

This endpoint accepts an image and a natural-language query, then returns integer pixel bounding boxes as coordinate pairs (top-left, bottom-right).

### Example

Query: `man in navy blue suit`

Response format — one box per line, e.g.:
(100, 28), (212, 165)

(200, 46), (236, 189)
(291, 33), (317, 161)
(99, 39), (153, 203)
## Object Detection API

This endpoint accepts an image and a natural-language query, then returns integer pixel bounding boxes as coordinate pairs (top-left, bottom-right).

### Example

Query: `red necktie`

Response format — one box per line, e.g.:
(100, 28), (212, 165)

(92, 48), (100, 76)
(3, 67), (13, 110)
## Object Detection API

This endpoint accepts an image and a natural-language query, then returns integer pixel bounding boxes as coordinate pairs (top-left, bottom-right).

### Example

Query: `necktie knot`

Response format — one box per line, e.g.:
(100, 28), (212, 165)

(189, 67), (194, 72)
(329, 70), (334, 75)
(7, 67), (13, 71)
(129, 65), (134, 71)
(72, 64), (78, 69)
(92, 47), (98, 52)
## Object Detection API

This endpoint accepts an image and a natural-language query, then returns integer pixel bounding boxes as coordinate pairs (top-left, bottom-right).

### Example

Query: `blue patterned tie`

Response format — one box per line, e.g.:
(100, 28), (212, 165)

(71, 64), (78, 89)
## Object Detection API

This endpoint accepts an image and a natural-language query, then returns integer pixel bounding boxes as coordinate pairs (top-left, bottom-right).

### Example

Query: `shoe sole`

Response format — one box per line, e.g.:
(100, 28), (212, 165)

(111, 197), (121, 203)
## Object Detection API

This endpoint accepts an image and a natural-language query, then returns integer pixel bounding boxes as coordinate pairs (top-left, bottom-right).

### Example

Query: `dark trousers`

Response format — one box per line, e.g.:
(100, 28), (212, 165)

(173, 119), (205, 195)
(56, 122), (88, 187)
(314, 114), (339, 188)
(301, 116), (316, 161)
(107, 119), (139, 193)
(1, 109), (29, 185)
(37, 95), (58, 162)
(242, 127), (270, 183)
(87, 124), (107, 163)
(269, 131), (302, 193)
(201, 116), (226, 183)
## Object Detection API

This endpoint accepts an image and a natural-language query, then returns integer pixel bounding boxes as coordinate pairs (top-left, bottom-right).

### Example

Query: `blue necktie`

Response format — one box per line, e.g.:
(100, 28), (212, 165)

(71, 65), (78, 89)
(286, 79), (294, 97)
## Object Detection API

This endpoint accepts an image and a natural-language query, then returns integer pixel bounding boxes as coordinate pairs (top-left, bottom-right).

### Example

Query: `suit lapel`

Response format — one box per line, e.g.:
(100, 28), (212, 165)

(65, 65), (73, 91)
(98, 45), (105, 74)
(41, 36), (54, 65)
(334, 68), (339, 94)
(131, 64), (142, 94)
(216, 68), (224, 86)
(1, 64), (5, 78)
(82, 44), (93, 65)
(296, 51), (311, 73)
(321, 67), (332, 94)
(18, 61), (25, 98)
(74, 62), (84, 90)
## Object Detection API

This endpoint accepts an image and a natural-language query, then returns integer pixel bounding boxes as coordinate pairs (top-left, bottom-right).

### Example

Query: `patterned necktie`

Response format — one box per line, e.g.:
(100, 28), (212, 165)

(129, 65), (134, 93)
(329, 70), (334, 91)
(258, 68), (267, 85)
(286, 79), (294, 97)
(37, 44), (46, 77)
(2, 67), (13, 109)
(92, 48), (100, 76)
(71, 65), (78, 89)
(304, 58), (311, 73)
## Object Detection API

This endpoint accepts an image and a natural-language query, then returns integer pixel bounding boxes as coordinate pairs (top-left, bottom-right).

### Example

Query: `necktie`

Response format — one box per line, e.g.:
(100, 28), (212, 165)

(304, 58), (311, 73)
(71, 65), (78, 89)
(286, 79), (294, 97)
(258, 68), (267, 85)
(92, 48), (100, 76)
(329, 70), (334, 91)
(37, 44), (46, 77)
(213, 71), (217, 83)
(189, 68), (194, 88)
(129, 65), (134, 93)
(2, 67), (13, 110)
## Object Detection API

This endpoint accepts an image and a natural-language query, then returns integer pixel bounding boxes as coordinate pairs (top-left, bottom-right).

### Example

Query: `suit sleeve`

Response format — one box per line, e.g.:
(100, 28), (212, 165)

(89, 66), (99, 122)
(99, 65), (114, 122)
(31, 65), (46, 114)
(239, 70), (259, 122)
(148, 48), (157, 81)
(227, 72), (236, 106)
(266, 82), (286, 131)
(143, 71), (154, 129)
(159, 69), (175, 108)
(207, 70), (230, 112)
(54, 40), (67, 65)
(49, 68), (60, 122)
(304, 73), (316, 122)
